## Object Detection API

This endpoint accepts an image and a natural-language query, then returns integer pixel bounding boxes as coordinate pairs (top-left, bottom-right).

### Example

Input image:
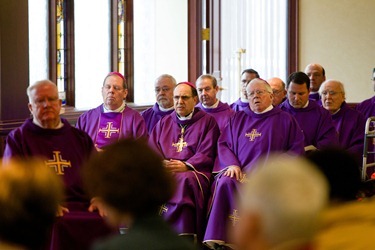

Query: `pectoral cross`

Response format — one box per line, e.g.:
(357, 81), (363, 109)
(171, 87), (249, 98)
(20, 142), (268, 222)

(159, 204), (168, 215)
(245, 129), (262, 141)
(45, 151), (72, 175)
(229, 209), (240, 226)
(99, 122), (120, 138)
(172, 137), (187, 152)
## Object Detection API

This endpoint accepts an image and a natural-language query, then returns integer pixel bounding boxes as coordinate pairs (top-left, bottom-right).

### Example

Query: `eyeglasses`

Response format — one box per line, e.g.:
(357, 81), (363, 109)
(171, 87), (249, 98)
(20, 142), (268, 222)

(33, 97), (59, 107)
(247, 90), (271, 97)
(155, 87), (171, 93)
(321, 91), (342, 96)
(103, 84), (124, 91)
(272, 89), (284, 95)
(174, 95), (192, 101)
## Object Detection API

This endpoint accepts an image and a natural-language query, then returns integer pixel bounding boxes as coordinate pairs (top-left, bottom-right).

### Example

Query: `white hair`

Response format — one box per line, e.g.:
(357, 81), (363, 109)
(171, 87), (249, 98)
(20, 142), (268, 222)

(26, 79), (57, 103)
(319, 79), (345, 96)
(241, 154), (328, 247)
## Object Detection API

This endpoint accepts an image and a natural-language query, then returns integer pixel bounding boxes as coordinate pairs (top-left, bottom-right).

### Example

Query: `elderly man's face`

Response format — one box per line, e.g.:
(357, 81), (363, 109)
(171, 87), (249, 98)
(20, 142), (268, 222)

(321, 81), (345, 114)
(305, 64), (325, 92)
(154, 77), (175, 109)
(173, 84), (198, 117)
(241, 73), (257, 99)
(246, 80), (273, 113)
(28, 83), (62, 129)
(268, 78), (287, 106)
(196, 78), (219, 107)
(102, 75), (128, 110)
(287, 82), (310, 109)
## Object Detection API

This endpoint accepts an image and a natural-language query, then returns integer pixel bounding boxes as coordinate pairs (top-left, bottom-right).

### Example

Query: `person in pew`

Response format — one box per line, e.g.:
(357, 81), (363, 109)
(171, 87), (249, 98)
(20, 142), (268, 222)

(356, 68), (375, 118)
(203, 78), (305, 249)
(2, 80), (113, 250)
(233, 155), (328, 250)
(319, 80), (365, 163)
(0, 158), (64, 250)
(267, 77), (287, 106)
(280, 72), (338, 152)
(230, 68), (259, 111)
(141, 74), (176, 134)
(76, 72), (147, 150)
(82, 139), (196, 250)
(149, 81), (220, 244)
(196, 74), (235, 132)
(304, 63), (326, 102)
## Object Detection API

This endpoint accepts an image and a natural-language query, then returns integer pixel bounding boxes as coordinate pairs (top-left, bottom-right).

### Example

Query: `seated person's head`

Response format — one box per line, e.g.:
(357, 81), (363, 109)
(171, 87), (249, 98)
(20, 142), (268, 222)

(0, 158), (63, 249)
(306, 147), (362, 202)
(234, 154), (328, 250)
(83, 139), (175, 226)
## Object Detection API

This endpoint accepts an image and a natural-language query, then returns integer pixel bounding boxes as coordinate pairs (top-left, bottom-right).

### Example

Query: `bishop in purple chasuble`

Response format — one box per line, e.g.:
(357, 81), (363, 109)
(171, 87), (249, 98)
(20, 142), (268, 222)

(149, 108), (220, 242)
(76, 104), (147, 150)
(203, 106), (305, 248)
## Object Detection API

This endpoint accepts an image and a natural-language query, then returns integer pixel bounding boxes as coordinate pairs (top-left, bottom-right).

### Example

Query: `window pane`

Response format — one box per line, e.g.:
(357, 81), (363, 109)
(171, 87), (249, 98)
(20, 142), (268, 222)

(74, 0), (111, 109)
(220, 0), (287, 103)
(133, 0), (188, 105)
(28, 0), (48, 85)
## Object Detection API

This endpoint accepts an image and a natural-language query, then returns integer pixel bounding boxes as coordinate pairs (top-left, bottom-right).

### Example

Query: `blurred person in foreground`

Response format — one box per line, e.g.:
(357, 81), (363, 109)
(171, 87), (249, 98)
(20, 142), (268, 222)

(233, 155), (328, 250)
(83, 139), (196, 250)
(307, 148), (375, 250)
(0, 158), (63, 250)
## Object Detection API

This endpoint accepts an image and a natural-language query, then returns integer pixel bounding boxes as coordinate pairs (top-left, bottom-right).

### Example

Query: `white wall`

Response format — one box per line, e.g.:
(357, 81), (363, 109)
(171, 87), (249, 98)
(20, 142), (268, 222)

(299, 0), (375, 102)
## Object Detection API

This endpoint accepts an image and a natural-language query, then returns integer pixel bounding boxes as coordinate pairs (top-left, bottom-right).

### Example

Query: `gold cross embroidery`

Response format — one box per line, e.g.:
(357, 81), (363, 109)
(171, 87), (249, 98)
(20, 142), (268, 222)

(172, 137), (188, 152)
(99, 122), (120, 138)
(229, 209), (240, 226)
(245, 129), (262, 141)
(45, 151), (72, 175)
(159, 204), (168, 215)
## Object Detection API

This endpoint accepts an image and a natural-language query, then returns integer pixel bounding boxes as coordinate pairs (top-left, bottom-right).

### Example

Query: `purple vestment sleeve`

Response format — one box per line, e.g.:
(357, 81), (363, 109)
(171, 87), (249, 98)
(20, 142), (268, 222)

(356, 96), (375, 119)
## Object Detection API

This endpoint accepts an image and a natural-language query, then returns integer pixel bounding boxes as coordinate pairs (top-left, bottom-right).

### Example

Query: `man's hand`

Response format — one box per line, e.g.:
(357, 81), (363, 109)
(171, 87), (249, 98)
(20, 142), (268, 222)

(56, 205), (69, 217)
(224, 165), (243, 181)
(88, 197), (107, 217)
(164, 159), (189, 172)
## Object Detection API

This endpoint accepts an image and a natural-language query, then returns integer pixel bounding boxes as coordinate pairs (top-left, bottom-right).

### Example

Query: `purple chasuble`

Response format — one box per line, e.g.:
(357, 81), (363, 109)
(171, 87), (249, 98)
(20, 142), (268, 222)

(203, 106), (304, 247)
(332, 102), (365, 163)
(356, 95), (375, 119)
(76, 104), (147, 149)
(309, 92), (321, 101)
(280, 100), (339, 149)
(149, 108), (220, 242)
(197, 101), (235, 132)
(3, 118), (94, 203)
(229, 98), (249, 112)
(3, 119), (114, 250)
(141, 103), (174, 134)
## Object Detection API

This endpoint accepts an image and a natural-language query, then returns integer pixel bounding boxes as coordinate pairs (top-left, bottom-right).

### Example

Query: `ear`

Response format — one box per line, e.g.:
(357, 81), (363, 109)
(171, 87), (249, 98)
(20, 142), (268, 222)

(123, 89), (129, 99)
(28, 103), (33, 113)
(193, 96), (199, 105)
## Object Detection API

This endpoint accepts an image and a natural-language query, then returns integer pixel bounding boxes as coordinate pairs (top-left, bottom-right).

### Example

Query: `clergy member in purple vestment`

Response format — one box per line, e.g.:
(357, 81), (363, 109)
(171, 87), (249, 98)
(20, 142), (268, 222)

(76, 72), (147, 150)
(196, 74), (235, 132)
(320, 80), (365, 163)
(230, 68), (259, 111)
(3, 80), (112, 250)
(356, 68), (375, 119)
(268, 77), (287, 107)
(280, 71), (338, 151)
(305, 63), (326, 103)
(203, 78), (305, 249)
(149, 81), (220, 244)
(141, 74), (176, 134)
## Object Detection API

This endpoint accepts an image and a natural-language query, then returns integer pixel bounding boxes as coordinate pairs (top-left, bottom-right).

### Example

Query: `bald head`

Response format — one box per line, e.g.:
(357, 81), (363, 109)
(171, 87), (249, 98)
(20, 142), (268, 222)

(268, 77), (286, 106)
(304, 63), (326, 92)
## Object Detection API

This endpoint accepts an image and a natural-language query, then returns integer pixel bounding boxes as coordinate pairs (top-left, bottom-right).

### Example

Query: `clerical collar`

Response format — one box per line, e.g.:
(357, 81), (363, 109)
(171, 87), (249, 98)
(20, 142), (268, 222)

(158, 104), (174, 112)
(331, 108), (341, 115)
(177, 110), (194, 121)
(33, 118), (64, 129)
(103, 101), (126, 113)
(253, 104), (273, 114)
(310, 91), (319, 94)
(240, 97), (249, 103)
(303, 100), (309, 108)
(202, 99), (219, 109)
